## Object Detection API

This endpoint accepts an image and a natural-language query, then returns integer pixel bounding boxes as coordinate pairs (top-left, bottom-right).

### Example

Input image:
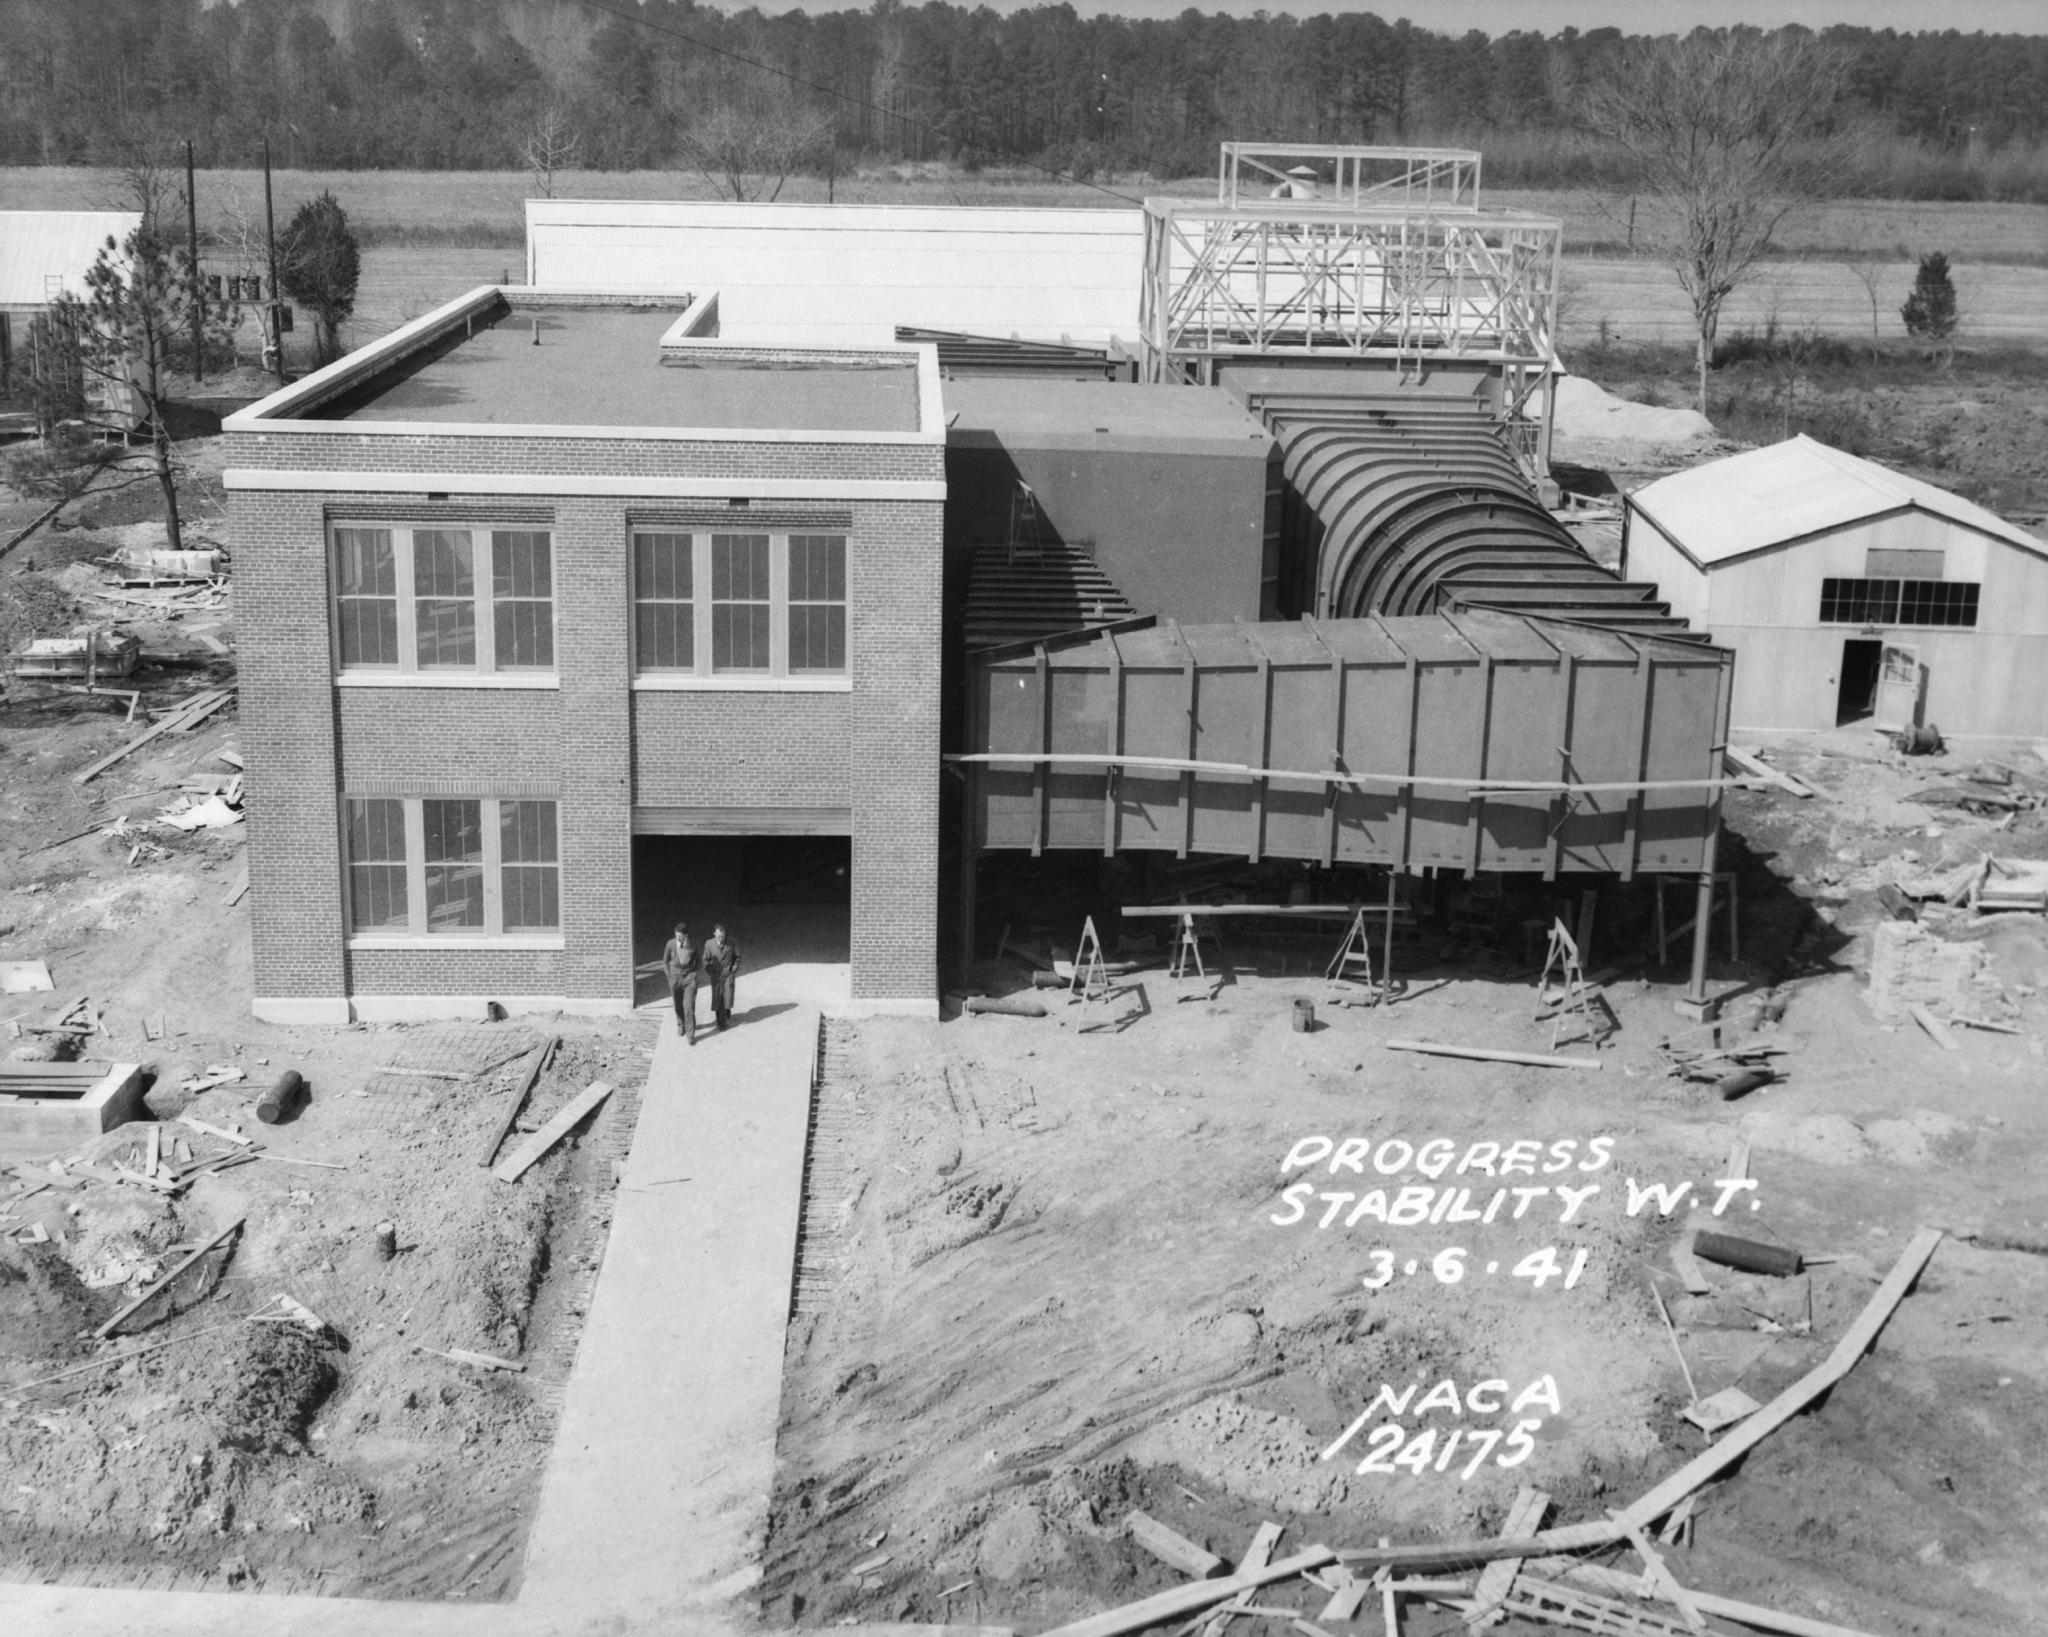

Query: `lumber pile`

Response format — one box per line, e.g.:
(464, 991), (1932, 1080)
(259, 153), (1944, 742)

(1040, 1233), (1941, 1637)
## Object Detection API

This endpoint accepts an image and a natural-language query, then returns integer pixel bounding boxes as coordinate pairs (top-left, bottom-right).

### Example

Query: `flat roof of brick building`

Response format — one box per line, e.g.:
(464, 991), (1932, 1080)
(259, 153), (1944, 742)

(311, 302), (921, 433)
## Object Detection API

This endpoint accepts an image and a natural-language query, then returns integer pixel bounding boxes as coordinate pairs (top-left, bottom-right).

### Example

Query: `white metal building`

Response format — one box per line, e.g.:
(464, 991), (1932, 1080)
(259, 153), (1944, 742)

(0, 210), (140, 388)
(525, 200), (1144, 350)
(1624, 435), (2048, 740)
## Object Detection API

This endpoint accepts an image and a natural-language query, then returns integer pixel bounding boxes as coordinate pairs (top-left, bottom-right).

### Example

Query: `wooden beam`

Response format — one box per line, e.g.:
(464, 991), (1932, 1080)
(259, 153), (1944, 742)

(1464, 1486), (1548, 1628)
(1610, 1513), (1705, 1631)
(1545, 1563), (1885, 1637)
(1038, 1547), (1339, 1637)
(73, 689), (230, 784)
(478, 1036), (558, 1168)
(491, 1081), (614, 1183)
(94, 1218), (243, 1339)
(1622, 1228), (1943, 1530)
(1126, 1511), (1226, 1580)
(1386, 1040), (1601, 1071)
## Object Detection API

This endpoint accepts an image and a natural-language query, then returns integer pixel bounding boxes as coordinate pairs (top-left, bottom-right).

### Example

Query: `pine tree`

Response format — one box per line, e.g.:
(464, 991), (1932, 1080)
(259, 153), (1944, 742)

(278, 192), (361, 365)
(1900, 252), (1958, 342)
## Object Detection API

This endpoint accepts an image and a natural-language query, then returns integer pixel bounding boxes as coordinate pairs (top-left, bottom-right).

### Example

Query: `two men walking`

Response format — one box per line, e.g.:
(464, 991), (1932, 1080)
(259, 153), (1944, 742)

(661, 920), (741, 1043)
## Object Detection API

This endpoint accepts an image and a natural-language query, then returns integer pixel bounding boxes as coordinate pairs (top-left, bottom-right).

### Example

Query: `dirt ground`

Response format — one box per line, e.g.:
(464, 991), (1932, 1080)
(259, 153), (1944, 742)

(760, 745), (2048, 1635)
(7, 296), (2048, 1629)
(0, 443), (649, 1599)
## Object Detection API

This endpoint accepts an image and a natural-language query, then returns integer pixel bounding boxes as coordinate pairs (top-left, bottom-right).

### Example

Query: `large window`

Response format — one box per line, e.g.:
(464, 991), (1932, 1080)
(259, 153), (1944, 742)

(332, 525), (555, 675)
(342, 796), (560, 939)
(632, 529), (847, 679)
(1819, 577), (1979, 628)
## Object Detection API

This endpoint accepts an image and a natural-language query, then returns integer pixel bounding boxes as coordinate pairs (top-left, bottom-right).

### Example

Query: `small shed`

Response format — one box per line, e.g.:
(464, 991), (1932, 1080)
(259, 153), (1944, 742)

(1624, 435), (2048, 740)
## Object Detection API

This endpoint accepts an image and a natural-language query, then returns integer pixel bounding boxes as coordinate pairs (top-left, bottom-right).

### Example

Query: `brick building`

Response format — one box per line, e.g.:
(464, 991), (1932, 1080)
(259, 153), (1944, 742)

(226, 287), (945, 1022)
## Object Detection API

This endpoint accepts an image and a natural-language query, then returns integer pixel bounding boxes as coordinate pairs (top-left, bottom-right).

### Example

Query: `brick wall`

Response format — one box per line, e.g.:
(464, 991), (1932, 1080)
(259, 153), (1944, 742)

(233, 425), (944, 1013)
(235, 488), (346, 1002)
(632, 693), (849, 807)
(849, 499), (944, 1001)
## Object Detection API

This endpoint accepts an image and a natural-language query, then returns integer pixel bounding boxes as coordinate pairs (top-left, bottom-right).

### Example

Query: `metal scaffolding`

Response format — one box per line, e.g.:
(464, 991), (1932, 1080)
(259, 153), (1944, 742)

(1138, 195), (1564, 470)
(1217, 143), (1484, 211)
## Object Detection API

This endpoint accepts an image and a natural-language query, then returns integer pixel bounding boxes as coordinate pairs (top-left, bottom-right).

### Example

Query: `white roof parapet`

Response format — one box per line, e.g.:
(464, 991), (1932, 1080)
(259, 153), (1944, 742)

(1631, 434), (2047, 568)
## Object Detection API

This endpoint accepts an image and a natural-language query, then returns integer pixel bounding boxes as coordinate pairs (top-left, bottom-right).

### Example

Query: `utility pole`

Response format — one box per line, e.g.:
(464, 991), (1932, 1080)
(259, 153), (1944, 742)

(263, 137), (285, 387)
(185, 139), (204, 385)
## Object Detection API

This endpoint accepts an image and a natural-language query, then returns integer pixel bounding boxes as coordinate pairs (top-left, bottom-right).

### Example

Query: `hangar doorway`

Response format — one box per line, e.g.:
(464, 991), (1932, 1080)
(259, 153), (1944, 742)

(1837, 638), (1882, 726)
(631, 831), (851, 1013)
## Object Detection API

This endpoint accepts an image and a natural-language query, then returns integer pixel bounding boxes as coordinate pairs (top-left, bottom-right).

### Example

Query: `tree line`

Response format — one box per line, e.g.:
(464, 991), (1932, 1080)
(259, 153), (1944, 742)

(2, 0), (2045, 199)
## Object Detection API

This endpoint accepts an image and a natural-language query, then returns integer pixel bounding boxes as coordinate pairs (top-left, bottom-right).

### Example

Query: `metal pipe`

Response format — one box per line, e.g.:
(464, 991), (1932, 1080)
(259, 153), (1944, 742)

(946, 750), (1748, 798)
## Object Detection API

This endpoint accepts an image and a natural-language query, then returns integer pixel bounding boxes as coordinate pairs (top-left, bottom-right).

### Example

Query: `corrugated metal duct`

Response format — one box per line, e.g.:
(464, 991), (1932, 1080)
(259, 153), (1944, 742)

(960, 608), (1734, 879)
(1235, 386), (1689, 635)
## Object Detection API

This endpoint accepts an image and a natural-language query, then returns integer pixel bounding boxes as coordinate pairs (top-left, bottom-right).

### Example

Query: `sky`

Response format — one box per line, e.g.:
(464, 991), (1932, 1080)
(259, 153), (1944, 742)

(740, 0), (2048, 30)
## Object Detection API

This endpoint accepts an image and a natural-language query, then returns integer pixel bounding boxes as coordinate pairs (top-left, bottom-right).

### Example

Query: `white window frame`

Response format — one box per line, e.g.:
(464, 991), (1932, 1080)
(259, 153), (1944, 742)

(630, 529), (850, 690)
(330, 523), (559, 684)
(342, 795), (564, 949)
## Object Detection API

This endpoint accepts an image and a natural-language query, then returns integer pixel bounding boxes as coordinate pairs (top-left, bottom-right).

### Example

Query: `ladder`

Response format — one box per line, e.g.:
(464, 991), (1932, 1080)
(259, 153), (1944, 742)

(1324, 905), (1380, 1001)
(1536, 917), (1607, 1049)
(1069, 915), (1112, 1003)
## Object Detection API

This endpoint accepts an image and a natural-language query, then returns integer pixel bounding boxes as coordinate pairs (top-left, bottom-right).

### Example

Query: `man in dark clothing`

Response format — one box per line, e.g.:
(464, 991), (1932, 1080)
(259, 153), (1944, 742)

(662, 922), (701, 1044)
(702, 923), (740, 1031)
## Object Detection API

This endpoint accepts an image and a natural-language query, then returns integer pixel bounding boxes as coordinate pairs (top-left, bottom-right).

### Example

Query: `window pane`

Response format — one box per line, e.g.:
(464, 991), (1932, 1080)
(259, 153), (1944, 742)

(344, 797), (407, 931)
(500, 800), (559, 931)
(710, 534), (771, 672)
(335, 528), (399, 666)
(415, 530), (476, 667)
(712, 533), (769, 599)
(633, 533), (693, 670)
(713, 601), (771, 670)
(422, 799), (484, 931)
(787, 535), (847, 673)
(491, 531), (554, 669)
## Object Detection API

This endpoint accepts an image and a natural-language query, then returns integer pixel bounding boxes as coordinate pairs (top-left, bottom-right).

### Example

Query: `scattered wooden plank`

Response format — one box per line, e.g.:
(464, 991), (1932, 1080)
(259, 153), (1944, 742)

(179, 1114), (253, 1147)
(1949, 1014), (2020, 1035)
(1655, 1496), (1696, 1548)
(221, 869), (249, 907)
(1611, 1513), (1705, 1631)
(1127, 1511), (1226, 1580)
(491, 1080), (614, 1183)
(1318, 1569), (1371, 1624)
(446, 1346), (524, 1372)
(1669, 1228), (1711, 1295)
(1237, 1523), (1284, 1575)
(111, 1162), (177, 1195)
(1623, 1229), (1943, 1531)
(1465, 1487), (1549, 1629)
(474, 1036), (558, 1172)
(72, 689), (229, 783)
(1908, 1006), (1960, 1052)
(1724, 748), (1811, 799)
(1385, 1040), (1601, 1071)
(94, 1218), (243, 1339)
(145, 1125), (160, 1178)
(1548, 1563), (1884, 1637)
(1039, 1547), (1340, 1637)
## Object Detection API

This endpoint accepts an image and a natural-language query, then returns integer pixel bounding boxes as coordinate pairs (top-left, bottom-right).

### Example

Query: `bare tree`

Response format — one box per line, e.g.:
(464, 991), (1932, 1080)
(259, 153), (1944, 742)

(44, 229), (239, 552)
(524, 105), (582, 199)
(1575, 31), (1852, 416)
(679, 99), (836, 203)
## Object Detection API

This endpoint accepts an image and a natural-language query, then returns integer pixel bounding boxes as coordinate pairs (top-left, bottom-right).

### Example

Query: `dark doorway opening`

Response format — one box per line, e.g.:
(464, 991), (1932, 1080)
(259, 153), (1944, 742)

(631, 835), (850, 1008)
(1837, 638), (1882, 726)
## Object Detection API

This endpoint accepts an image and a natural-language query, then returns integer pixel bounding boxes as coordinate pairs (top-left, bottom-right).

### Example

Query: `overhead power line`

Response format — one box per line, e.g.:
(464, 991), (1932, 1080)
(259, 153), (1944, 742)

(568, 0), (1145, 206)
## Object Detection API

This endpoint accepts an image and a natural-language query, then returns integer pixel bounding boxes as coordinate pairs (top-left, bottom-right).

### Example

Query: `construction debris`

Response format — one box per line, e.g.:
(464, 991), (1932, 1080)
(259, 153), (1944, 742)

(93, 1218), (244, 1339)
(1692, 1231), (1802, 1278)
(491, 1080), (614, 1183)
(1126, 1511), (1226, 1579)
(1385, 1040), (1602, 1071)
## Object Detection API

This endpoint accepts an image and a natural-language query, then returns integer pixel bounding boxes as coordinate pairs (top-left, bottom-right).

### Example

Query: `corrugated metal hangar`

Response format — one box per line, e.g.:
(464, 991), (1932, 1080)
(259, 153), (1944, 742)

(1625, 436), (2048, 740)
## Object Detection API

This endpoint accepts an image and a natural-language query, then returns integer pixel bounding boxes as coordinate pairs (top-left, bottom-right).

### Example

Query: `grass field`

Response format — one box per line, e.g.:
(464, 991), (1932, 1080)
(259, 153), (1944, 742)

(9, 164), (2048, 264)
